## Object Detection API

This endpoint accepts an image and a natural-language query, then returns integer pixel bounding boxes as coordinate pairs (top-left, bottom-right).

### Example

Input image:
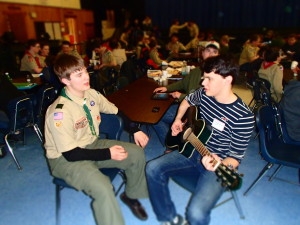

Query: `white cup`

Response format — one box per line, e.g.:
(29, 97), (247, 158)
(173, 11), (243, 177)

(291, 61), (298, 69)
(291, 61), (299, 76)
(186, 66), (191, 74)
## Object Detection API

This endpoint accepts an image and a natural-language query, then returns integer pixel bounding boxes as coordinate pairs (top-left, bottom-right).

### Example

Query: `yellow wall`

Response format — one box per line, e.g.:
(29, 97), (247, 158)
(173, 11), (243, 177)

(0, 2), (94, 43)
(0, 0), (81, 9)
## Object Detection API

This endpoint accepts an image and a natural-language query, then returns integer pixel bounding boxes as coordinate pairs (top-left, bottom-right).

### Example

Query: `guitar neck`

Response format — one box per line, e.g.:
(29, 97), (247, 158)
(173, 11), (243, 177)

(187, 132), (219, 168)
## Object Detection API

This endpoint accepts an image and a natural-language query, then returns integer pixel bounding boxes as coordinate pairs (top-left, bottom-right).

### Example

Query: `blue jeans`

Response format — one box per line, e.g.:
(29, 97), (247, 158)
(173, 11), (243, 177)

(152, 104), (179, 146)
(146, 151), (225, 225)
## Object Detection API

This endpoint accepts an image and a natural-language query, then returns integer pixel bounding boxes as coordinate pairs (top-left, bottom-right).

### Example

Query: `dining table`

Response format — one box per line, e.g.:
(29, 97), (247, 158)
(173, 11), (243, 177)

(107, 76), (176, 124)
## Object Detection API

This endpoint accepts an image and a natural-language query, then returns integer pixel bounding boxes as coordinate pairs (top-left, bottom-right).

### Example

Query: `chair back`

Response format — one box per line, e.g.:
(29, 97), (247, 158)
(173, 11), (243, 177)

(256, 105), (300, 167)
(36, 85), (57, 118)
(99, 113), (123, 140)
(252, 77), (272, 106)
(7, 95), (35, 132)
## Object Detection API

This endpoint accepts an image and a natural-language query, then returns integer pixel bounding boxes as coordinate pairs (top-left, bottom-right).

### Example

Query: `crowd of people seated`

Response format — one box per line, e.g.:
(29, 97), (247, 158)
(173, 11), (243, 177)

(1, 15), (300, 225)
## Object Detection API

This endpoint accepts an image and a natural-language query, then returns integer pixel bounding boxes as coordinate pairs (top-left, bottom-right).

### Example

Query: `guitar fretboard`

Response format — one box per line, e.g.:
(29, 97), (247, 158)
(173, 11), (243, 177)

(186, 132), (219, 168)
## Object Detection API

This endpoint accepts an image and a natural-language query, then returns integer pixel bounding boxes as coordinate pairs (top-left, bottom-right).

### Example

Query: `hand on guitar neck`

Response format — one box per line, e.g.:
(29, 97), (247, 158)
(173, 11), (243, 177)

(202, 154), (222, 172)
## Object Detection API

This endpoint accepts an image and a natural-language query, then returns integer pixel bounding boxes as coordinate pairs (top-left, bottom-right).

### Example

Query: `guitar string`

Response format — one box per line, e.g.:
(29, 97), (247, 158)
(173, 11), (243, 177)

(188, 132), (219, 167)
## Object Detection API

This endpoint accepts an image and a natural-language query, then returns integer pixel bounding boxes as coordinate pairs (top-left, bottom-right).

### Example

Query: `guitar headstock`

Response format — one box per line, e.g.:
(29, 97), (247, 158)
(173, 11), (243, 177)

(215, 164), (242, 191)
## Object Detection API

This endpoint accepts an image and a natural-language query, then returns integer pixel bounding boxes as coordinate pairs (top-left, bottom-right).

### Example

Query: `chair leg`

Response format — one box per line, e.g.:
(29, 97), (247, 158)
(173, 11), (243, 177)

(4, 134), (22, 170)
(244, 162), (273, 196)
(231, 190), (245, 219)
(33, 124), (43, 143)
(114, 171), (127, 196)
(269, 165), (283, 181)
(56, 185), (61, 225)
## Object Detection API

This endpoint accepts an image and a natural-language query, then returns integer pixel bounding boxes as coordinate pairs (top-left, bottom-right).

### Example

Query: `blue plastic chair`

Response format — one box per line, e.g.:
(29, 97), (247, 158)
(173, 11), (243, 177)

(35, 85), (57, 126)
(53, 113), (126, 225)
(244, 105), (300, 196)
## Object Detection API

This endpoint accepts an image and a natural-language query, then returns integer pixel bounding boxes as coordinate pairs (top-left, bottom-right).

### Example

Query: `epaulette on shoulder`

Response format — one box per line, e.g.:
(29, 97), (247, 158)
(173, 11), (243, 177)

(55, 104), (64, 109)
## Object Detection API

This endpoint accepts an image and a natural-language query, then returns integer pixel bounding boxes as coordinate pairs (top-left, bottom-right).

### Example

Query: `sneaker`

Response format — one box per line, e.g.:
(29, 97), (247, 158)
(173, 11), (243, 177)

(161, 214), (187, 225)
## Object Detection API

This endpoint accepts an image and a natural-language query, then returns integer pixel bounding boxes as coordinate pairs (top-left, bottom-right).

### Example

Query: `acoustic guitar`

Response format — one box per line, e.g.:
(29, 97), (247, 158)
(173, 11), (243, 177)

(166, 106), (242, 190)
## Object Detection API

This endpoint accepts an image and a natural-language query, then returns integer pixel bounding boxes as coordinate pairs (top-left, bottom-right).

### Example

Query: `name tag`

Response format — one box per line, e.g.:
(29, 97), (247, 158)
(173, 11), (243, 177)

(212, 118), (225, 131)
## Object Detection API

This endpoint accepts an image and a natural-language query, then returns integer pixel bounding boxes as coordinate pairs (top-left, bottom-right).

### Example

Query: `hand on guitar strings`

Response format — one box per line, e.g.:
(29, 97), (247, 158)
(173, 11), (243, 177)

(171, 118), (184, 136)
(201, 154), (221, 172)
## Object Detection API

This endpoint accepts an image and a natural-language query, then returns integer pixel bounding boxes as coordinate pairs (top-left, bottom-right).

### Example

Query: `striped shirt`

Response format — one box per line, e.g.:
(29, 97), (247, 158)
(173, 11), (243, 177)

(186, 88), (254, 162)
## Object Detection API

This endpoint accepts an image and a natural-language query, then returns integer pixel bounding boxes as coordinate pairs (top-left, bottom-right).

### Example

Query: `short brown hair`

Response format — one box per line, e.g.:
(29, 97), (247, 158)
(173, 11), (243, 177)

(53, 54), (84, 80)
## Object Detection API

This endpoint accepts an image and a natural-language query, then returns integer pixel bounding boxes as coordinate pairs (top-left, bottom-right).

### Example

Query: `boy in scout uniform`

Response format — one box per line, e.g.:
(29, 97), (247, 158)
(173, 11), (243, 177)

(44, 54), (149, 225)
(20, 39), (44, 74)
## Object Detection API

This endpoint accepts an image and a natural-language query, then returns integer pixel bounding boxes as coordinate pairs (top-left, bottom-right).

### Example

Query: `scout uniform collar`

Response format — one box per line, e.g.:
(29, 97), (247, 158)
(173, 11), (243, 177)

(60, 88), (97, 136)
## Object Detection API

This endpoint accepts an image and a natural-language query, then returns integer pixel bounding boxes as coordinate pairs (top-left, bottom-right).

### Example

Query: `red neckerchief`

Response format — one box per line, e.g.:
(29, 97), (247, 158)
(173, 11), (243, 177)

(262, 61), (276, 69)
(25, 50), (41, 68)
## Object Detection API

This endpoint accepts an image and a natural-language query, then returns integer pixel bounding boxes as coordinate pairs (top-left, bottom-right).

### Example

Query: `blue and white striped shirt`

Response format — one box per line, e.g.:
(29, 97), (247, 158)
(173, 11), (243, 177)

(186, 88), (254, 162)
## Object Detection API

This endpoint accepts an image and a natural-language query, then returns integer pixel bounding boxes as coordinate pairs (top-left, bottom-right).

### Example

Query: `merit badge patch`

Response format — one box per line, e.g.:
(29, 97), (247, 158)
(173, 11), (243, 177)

(96, 115), (100, 122)
(74, 117), (88, 129)
(55, 121), (62, 127)
(54, 112), (63, 120)
(90, 100), (95, 106)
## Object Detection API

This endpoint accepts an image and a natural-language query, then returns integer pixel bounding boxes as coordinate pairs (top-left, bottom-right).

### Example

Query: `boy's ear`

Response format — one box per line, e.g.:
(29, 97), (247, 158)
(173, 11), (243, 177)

(225, 75), (233, 84)
(61, 77), (70, 86)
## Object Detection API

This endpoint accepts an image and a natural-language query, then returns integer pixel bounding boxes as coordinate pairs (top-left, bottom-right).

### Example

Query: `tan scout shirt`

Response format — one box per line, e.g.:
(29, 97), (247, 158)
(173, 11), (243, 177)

(44, 88), (118, 159)
(258, 62), (283, 102)
(20, 53), (40, 73)
(102, 50), (116, 65)
(239, 44), (260, 65)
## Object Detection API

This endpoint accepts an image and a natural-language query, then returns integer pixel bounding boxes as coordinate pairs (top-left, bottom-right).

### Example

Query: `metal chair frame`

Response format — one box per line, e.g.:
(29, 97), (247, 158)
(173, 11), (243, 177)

(5, 96), (43, 170)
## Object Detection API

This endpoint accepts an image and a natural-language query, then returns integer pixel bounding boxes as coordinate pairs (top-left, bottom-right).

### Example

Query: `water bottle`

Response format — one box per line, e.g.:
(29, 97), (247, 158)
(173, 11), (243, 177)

(5, 72), (12, 82)
(26, 74), (31, 83)
(182, 60), (187, 75)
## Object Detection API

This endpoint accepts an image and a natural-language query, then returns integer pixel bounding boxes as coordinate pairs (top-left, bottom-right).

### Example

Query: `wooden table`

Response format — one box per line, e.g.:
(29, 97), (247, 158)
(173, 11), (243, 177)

(13, 76), (43, 85)
(171, 52), (200, 62)
(107, 76), (175, 124)
(283, 69), (300, 84)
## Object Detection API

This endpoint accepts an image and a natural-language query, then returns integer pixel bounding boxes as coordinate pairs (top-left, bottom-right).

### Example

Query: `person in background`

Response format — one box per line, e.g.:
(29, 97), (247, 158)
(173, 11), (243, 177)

(142, 16), (153, 35)
(219, 35), (230, 55)
(152, 41), (220, 147)
(20, 39), (44, 73)
(258, 47), (283, 103)
(38, 42), (50, 68)
(166, 34), (186, 57)
(57, 41), (81, 58)
(44, 54), (149, 225)
(136, 34), (150, 59)
(147, 55), (254, 225)
(120, 28), (132, 49)
(92, 41), (117, 70)
(169, 19), (187, 37)
(282, 34), (300, 61)
(239, 34), (263, 74)
(110, 39), (127, 68)
(186, 21), (199, 39)
(148, 39), (165, 69)
(279, 79), (300, 142)
(185, 32), (206, 52)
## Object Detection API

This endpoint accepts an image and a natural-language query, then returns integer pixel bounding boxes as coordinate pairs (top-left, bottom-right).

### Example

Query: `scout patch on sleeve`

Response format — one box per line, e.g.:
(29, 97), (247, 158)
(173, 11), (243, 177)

(96, 115), (101, 122)
(54, 112), (63, 120)
(74, 117), (88, 129)
(56, 104), (64, 109)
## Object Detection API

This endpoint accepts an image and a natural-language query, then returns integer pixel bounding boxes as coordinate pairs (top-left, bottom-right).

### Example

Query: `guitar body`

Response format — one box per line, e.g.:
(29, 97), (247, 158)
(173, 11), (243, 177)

(166, 106), (212, 158)
(165, 106), (243, 190)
